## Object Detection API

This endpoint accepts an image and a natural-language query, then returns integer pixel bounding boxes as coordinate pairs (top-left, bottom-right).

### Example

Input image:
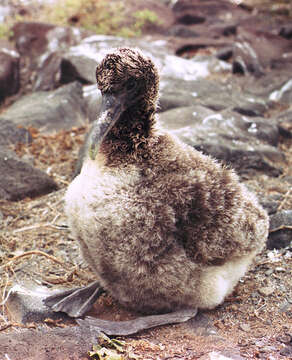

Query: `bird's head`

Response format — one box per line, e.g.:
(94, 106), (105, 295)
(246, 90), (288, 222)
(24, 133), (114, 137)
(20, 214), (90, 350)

(89, 48), (159, 160)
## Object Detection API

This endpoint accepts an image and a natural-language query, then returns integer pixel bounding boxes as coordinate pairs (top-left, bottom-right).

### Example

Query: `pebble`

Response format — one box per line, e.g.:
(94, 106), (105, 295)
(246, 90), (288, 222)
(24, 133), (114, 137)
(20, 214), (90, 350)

(239, 323), (250, 332)
(238, 338), (249, 347)
(280, 345), (292, 357)
(259, 345), (277, 353)
(258, 286), (274, 296)
(265, 269), (273, 276)
(276, 334), (292, 344)
(275, 266), (286, 272)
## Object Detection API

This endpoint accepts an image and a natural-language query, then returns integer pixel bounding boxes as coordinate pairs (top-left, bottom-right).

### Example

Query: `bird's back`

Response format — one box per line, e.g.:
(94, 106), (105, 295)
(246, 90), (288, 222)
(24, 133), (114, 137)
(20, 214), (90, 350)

(130, 131), (269, 265)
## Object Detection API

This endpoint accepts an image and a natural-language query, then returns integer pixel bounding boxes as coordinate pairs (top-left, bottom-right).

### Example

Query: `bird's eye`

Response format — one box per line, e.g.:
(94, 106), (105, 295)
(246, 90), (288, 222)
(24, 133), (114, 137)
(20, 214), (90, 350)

(126, 78), (136, 91)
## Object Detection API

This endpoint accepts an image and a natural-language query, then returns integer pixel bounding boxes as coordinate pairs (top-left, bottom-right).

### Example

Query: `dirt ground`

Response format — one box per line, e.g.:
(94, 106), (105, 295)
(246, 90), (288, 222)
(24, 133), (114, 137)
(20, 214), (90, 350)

(0, 123), (291, 359)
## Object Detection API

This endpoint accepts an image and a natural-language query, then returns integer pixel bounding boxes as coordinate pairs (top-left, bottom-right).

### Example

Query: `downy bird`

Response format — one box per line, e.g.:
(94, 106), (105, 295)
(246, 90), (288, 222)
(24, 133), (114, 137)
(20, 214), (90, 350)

(45, 48), (269, 335)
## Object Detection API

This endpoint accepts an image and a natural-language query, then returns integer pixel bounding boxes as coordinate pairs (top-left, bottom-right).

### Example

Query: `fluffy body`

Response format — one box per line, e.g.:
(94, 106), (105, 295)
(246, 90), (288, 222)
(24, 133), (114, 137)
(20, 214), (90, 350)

(66, 126), (268, 314)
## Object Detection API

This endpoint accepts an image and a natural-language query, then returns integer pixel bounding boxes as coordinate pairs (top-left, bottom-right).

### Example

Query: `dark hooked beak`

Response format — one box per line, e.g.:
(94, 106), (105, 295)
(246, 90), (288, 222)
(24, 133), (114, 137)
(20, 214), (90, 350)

(89, 93), (124, 160)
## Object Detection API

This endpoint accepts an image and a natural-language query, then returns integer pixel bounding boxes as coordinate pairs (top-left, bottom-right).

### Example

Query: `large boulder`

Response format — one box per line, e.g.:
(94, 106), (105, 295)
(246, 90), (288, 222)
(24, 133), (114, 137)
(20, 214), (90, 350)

(232, 28), (292, 76)
(12, 22), (86, 91)
(159, 77), (268, 115)
(0, 82), (87, 133)
(158, 105), (284, 175)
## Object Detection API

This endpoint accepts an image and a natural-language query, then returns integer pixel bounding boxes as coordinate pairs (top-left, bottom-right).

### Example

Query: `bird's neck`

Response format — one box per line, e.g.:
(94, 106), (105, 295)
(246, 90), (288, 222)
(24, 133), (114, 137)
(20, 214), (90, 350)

(99, 102), (156, 166)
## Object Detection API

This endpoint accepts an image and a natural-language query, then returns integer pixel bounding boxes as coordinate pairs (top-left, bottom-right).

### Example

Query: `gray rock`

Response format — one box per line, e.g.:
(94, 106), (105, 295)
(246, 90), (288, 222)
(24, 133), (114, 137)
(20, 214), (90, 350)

(240, 67), (292, 101)
(258, 286), (274, 297)
(0, 119), (32, 147)
(280, 345), (292, 357)
(279, 24), (292, 39)
(0, 322), (100, 360)
(277, 110), (292, 138)
(0, 82), (87, 133)
(0, 40), (20, 102)
(186, 313), (217, 336)
(83, 84), (102, 122)
(232, 27), (292, 76)
(269, 78), (292, 105)
(158, 105), (283, 175)
(159, 77), (268, 115)
(0, 4), (12, 22)
(0, 147), (57, 201)
(268, 210), (292, 249)
(260, 195), (281, 215)
(12, 22), (86, 90)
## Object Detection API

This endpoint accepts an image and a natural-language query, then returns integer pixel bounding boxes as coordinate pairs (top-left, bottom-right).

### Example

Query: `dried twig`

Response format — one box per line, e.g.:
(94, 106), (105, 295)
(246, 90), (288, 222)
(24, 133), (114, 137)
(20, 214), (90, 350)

(0, 250), (71, 271)
(0, 323), (12, 332)
(254, 300), (267, 320)
(269, 225), (292, 233)
(277, 188), (292, 211)
(13, 222), (68, 233)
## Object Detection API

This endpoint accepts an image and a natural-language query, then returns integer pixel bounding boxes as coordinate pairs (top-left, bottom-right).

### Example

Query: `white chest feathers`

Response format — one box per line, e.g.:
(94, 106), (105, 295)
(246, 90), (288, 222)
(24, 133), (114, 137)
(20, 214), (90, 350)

(64, 158), (140, 224)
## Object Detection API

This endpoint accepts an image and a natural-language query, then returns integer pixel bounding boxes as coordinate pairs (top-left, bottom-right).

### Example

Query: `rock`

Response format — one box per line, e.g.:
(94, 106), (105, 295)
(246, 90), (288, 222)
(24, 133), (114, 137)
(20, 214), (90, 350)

(277, 110), (292, 138)
(268, 210), (292, 249)
(186, 313), (217, 336)
(159, 77), (268, 115)
(12, 22), (85, 90)
(158, 105), (283, 175)
(280, 345), (292, 357)
(0, 82), (87, 133)
(269, 78), (292, 105)
(0, 147), (57, 201)
(260, 195), (281, 215)
(0, 3), (12, 22)
(0, 119), (32, 147)
(172, 0), (249, 30)
(276, 334), (292, 344)
(0, 40), (20, 102)
(232, 27), (292, 76)
(6, 284), (69, 324)
(0, 323), (100, 360)
(166, 24), (200, 38)
(279, 24), (292, 39)
(216, 47), (233, 62)
(203, 351), (244, 360)
(232, 39), (264, 77)
(83, 84), (102, 122)
(258, 286), (274, 297)
(279, 300), (292, 313)
(239, 323), (250, 332)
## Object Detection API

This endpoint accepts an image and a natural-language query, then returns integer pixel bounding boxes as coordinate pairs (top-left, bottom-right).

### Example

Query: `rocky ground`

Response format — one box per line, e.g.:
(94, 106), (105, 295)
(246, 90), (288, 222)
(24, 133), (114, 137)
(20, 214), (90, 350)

(0, 0), (292, 359)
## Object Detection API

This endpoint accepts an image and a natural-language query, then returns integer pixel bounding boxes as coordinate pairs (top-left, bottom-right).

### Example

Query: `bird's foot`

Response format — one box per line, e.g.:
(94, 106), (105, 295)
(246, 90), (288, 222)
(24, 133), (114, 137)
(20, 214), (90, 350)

(77, 308), (198, 335)
(43, 281), (104, 318)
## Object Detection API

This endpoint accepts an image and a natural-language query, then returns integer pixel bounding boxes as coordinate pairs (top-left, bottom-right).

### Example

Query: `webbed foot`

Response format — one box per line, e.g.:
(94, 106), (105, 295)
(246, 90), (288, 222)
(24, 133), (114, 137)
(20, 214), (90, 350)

(77, 308), (198, 335)
(43, 281), (104, 317)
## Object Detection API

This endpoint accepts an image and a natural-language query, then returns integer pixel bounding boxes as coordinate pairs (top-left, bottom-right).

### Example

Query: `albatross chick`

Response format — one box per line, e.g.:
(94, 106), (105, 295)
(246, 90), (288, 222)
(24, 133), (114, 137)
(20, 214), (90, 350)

(45, 48), (269, 334)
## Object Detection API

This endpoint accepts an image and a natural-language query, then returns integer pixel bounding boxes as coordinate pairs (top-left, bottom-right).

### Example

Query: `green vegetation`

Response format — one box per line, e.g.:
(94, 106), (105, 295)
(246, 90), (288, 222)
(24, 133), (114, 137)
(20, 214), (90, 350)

(50, 0), (161, 37)
(131, 9), (161, 36)
(0, 0), (161, 40)
(0, 23), (13, 39)
(49, 0), (126, 35)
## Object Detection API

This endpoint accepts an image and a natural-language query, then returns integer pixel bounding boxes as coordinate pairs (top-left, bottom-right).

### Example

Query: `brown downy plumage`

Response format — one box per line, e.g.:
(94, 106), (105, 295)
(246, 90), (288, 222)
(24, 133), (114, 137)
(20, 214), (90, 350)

(45, 48), (269, 333)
